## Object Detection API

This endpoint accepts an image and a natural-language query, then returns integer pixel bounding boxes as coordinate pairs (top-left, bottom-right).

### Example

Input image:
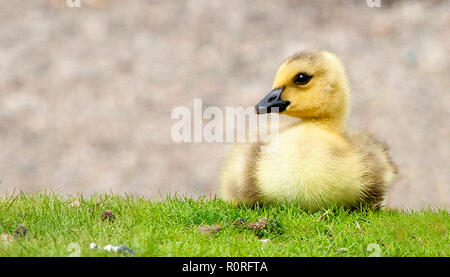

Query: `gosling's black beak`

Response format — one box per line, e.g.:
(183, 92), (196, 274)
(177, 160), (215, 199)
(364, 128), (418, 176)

(255, 87), (290, 114)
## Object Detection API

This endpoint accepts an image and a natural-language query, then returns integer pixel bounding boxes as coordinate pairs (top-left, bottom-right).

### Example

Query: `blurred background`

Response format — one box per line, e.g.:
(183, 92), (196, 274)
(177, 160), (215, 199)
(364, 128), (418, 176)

(0, 0), (448, 210)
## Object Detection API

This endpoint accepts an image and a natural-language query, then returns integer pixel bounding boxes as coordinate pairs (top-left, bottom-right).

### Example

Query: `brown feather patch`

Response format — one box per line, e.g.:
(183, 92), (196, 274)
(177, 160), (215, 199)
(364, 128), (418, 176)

(223, 141), (263, 205)
(347, 132), (398, 204)
(286, 50), (320, 65)
(361, 150), (387, 203)
(239, 142), (263, 205)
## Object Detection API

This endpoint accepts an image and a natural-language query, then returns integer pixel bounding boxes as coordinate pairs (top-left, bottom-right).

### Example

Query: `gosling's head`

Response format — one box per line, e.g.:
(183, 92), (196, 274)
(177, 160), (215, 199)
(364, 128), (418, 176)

(255, 50), (350, 121)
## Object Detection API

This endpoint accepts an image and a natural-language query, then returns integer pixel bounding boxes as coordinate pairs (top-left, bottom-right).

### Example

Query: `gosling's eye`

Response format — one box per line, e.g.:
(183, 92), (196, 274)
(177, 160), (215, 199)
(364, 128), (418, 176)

(293, 73), (312, 85)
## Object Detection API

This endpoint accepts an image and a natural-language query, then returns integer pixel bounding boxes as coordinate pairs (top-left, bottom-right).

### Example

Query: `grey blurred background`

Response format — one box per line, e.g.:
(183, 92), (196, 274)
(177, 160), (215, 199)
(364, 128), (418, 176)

(0, 0), (448, 210)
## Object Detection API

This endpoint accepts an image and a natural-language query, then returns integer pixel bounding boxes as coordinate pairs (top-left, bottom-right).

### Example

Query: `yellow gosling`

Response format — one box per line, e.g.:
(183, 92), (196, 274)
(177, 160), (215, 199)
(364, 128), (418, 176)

(220, 50), (398, 211)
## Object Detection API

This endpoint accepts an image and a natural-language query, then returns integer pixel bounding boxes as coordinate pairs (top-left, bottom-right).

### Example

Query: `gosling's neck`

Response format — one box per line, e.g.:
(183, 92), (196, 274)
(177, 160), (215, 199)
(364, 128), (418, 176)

(300, 105), (348, 134)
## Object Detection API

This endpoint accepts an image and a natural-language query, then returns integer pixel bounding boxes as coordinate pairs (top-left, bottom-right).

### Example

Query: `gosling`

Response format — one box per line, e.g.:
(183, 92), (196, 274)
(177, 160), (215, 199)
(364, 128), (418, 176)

(220, 50), (398, 211)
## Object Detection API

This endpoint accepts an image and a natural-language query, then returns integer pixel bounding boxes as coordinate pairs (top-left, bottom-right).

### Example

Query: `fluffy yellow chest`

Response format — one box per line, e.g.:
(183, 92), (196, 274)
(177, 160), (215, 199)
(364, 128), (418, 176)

(255, 124), (365, 210)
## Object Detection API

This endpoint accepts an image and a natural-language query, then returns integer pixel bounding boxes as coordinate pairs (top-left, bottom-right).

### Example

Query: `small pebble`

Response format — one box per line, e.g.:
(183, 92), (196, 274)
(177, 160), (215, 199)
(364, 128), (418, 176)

(104, 244), (116, 251)
(246, 217), (268, 231)
(0, 233), (14, 243)
(103, 244), (135, 255)
(116, 245), (135, 255)
(233, 218), (245, 226)
(68, 200), (81, 208)
(13, 224), (27, 237)
(101, 210), (116, 221)
(197, 224), (222, 235)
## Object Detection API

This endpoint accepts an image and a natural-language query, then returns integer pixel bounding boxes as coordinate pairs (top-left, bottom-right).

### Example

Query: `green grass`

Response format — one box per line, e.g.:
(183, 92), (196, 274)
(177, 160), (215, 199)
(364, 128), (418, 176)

(0, 192), (448, 257)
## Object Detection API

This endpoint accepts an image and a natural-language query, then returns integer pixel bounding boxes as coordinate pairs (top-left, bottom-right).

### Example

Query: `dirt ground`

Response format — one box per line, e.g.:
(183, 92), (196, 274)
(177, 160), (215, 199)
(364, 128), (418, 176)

(0, 0), (448, 209)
